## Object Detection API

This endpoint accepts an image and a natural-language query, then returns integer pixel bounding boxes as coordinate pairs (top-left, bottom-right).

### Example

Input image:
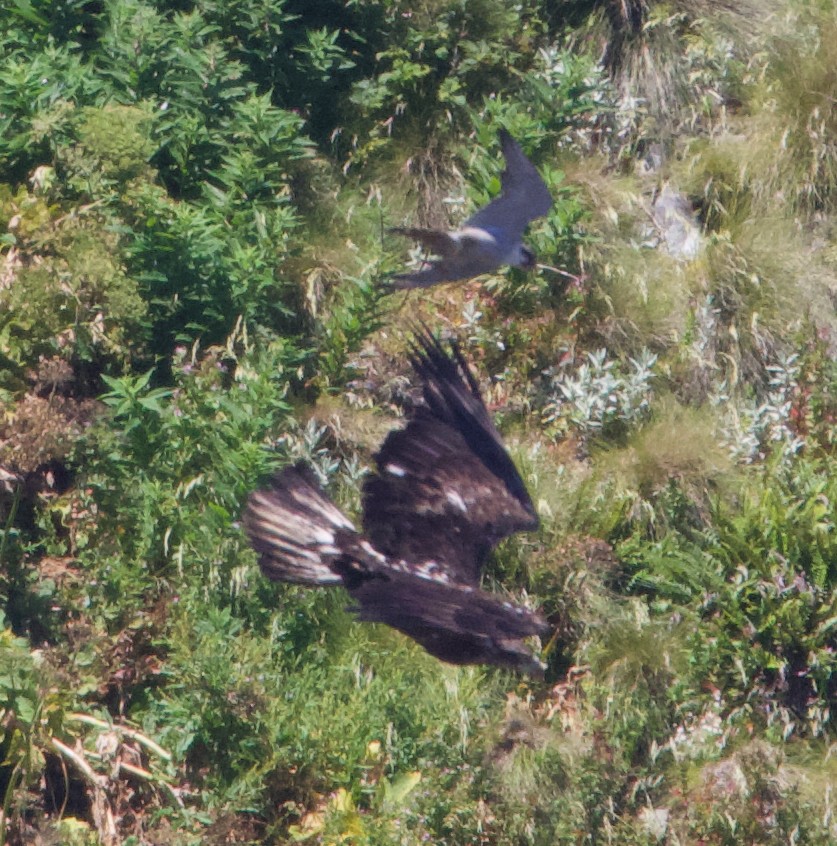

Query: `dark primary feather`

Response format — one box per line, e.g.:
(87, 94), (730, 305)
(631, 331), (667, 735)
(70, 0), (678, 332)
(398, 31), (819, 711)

(242, 332), (545, 673)
(333, 554), (548, 675)
(362, 330), (537, 584)
(410, 330), (537, 516)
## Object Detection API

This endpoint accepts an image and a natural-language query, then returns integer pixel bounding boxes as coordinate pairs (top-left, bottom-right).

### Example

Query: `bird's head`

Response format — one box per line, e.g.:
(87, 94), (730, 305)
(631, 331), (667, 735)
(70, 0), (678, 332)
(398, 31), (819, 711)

(517, 245), (537, 270)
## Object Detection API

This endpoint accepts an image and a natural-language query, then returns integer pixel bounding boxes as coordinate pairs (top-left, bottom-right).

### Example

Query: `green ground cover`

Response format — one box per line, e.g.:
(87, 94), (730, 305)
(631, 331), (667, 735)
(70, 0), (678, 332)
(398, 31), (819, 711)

(0, 1), (834, 843)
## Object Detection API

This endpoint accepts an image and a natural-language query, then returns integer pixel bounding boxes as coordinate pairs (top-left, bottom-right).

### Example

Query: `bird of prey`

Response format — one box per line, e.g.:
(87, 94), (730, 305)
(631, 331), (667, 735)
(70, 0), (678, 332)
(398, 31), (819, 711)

(389, 130), (553, 289)
(244, 331), (547, 674)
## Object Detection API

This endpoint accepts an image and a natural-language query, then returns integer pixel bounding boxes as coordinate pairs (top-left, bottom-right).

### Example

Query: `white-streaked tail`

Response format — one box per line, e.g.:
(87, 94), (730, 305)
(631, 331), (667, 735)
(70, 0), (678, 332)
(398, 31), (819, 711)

(243, 464), (355, 586)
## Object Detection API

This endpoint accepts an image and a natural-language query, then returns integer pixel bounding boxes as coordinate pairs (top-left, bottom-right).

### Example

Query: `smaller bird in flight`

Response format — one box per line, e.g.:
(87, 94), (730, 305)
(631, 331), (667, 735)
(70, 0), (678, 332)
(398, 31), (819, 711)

(389, 130), (553, 289)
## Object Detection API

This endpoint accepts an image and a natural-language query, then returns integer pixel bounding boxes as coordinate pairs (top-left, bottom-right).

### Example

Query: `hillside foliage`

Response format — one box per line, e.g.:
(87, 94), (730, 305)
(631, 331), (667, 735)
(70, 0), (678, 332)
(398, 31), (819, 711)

(0, 1), (835, 844)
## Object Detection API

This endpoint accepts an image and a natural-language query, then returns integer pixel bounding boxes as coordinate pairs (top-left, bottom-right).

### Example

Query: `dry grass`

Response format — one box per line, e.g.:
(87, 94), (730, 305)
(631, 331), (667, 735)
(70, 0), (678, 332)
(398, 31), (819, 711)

(596, 396), (730, 496)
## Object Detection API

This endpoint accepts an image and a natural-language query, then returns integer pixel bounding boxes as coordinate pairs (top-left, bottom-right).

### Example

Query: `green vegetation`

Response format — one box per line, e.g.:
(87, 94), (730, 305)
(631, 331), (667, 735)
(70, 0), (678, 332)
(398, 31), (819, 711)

(0, 0), (835, 843)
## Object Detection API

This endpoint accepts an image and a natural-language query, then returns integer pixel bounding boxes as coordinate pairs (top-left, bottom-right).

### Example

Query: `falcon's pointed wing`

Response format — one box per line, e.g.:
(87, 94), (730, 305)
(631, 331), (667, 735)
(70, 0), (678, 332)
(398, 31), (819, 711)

(387, 228), (468, 289)
(465, 130), (553, 241)
(388, 229), (504, 289)
(361, 330), (538, 585)
(389, 227), (460, 257)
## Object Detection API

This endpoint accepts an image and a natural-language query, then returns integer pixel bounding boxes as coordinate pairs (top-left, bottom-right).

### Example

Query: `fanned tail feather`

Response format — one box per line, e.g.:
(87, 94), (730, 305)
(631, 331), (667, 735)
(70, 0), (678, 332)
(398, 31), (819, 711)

(244, 463), (355, 586)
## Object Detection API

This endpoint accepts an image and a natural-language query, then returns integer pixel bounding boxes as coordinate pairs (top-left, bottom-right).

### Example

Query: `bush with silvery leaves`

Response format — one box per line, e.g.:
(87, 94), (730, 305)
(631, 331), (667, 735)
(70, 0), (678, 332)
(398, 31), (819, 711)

(722, 353), (805, 463)
(275, 418), (341, 484)
(276, 417), (368, 512)
(543, 348), (657, 441)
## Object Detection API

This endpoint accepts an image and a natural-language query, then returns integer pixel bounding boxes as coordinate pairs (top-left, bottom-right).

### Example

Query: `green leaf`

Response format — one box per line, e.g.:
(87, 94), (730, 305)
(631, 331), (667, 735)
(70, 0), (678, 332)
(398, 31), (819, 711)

(8, 0), (48, 26)
(380, 771), (421, 811)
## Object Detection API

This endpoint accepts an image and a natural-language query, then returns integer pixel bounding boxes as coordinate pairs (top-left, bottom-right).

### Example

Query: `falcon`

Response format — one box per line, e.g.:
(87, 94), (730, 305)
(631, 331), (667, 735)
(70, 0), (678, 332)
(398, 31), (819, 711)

(243, 331), (547, 674)
(389, 130), (553, 289)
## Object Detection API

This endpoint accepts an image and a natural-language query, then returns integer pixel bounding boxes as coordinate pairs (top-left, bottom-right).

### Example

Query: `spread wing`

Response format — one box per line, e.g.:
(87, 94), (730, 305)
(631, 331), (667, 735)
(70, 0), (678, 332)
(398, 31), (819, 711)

(361, 330), (538, 585)
(243, 461), (546, 674)
(243, 463), (355, 586)
(388, 228), (503, 289)
(333, 555), (547, 675)
(466, 130), (553, 240)
(387, 228), (467, 289)
(389, 227), (460, 257)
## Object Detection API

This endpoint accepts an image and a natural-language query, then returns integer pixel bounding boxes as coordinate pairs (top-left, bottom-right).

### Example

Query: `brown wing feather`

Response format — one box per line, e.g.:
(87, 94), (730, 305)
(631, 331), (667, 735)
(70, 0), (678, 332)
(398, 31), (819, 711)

(333, 554), (547, 675)
(408, 330), (537, 520)
(362, 330), (538, 585)
(243, 463), (354, 586)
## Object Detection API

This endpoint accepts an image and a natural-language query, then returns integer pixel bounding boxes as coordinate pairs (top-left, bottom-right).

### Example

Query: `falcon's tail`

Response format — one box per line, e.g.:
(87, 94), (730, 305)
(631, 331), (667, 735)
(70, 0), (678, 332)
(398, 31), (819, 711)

(243, 463), (356, 586)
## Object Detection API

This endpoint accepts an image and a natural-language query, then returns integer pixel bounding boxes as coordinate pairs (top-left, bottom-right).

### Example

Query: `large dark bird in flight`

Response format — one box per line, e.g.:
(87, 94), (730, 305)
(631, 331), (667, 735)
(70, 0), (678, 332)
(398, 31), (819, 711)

(244, 331), (547, 674)
(389, 130), (553, 289)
